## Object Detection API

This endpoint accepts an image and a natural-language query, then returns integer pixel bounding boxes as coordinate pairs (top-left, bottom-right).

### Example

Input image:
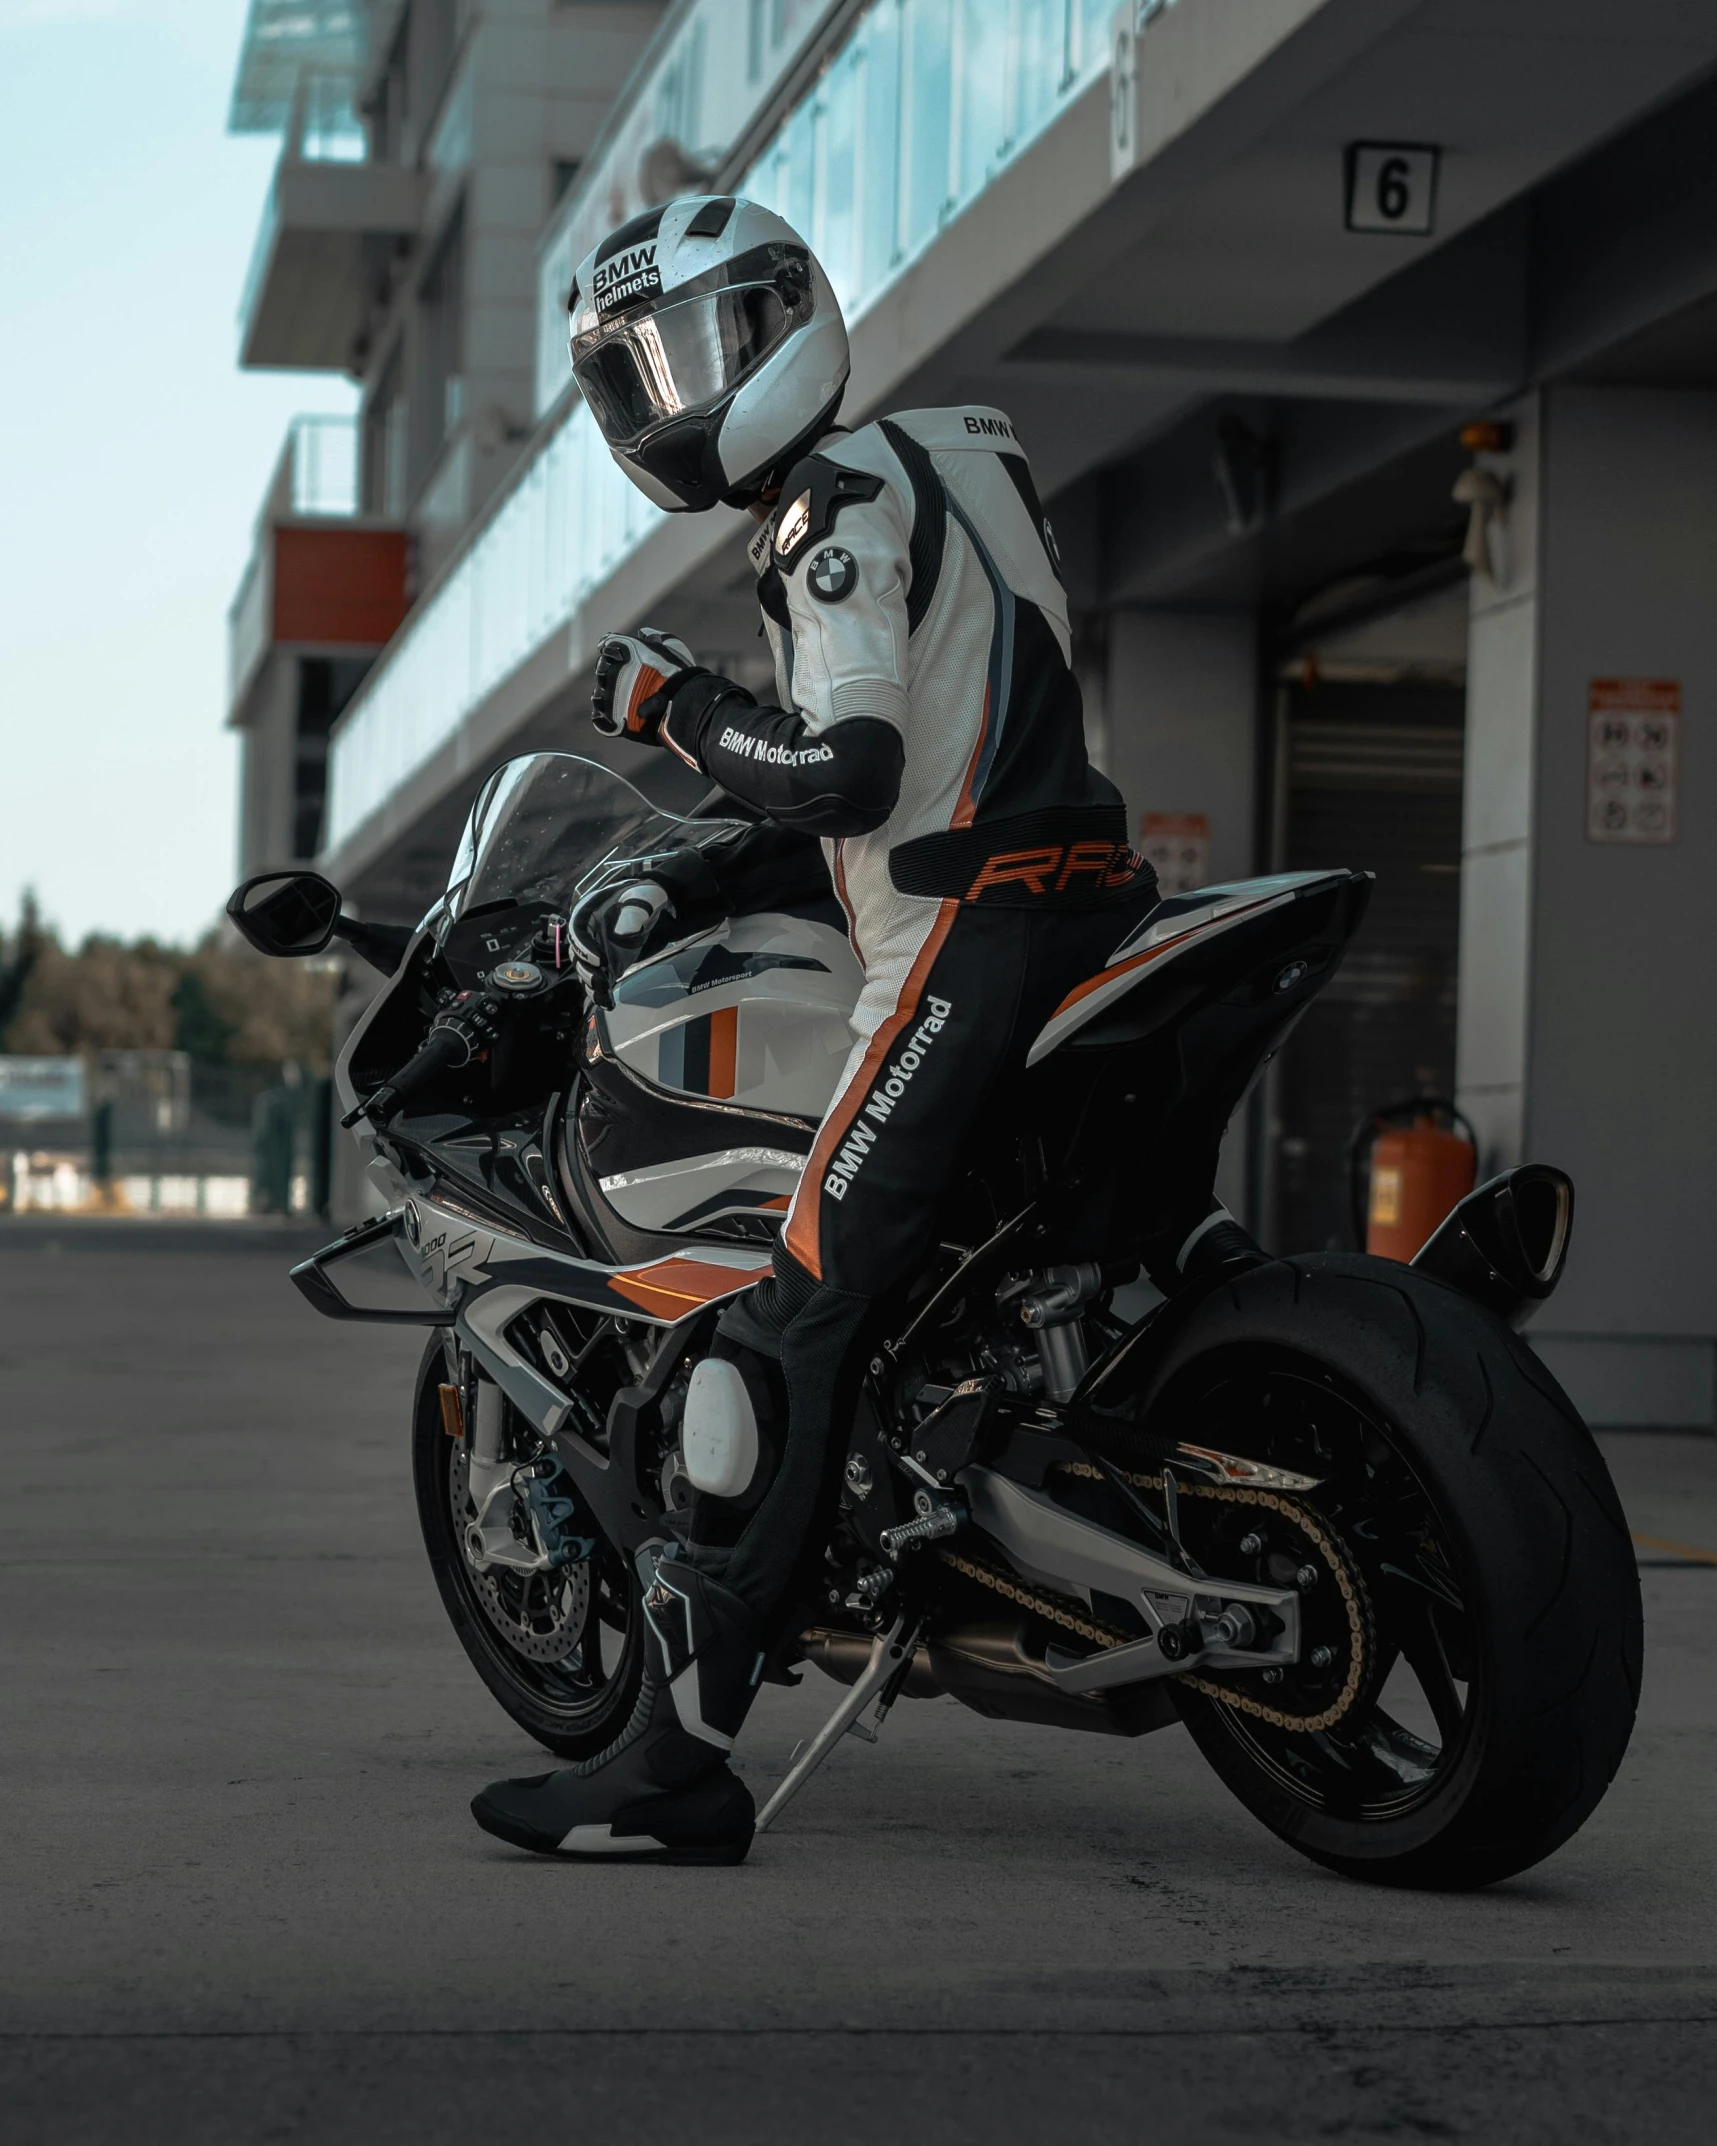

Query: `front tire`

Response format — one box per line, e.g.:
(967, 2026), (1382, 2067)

(410, 1341), (645, 1760)
(1126, 1256), (1641, 1889)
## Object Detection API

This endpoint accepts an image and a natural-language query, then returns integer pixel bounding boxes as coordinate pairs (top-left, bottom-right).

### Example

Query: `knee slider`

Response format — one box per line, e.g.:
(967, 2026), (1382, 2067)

(681, 1358), (761, 1499)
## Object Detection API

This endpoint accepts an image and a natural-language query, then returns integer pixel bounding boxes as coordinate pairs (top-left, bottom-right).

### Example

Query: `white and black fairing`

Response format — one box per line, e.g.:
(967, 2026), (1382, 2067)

(296, 750), (1374, 1582)
(332, 756), (851, 1266)
(1016, 869), (1374, 1287)
(329, 752), (1371, 1298)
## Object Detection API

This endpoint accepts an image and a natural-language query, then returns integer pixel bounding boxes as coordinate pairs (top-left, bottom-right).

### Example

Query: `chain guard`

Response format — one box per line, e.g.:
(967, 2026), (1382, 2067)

(943, 1466), (1374, 1734)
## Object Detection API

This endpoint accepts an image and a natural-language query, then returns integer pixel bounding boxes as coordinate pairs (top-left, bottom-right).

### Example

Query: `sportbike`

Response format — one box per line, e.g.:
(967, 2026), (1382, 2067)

(230, 750), (1639, 1886)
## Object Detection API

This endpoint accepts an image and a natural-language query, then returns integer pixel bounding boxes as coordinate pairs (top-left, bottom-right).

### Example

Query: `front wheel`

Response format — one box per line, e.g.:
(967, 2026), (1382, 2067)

(409, 1340), (645, 1759)
(1122, 1256), (1641, 1889)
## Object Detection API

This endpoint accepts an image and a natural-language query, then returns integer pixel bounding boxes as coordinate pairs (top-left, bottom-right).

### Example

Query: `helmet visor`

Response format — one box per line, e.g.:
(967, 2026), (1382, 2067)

(571, 281), (801, 449)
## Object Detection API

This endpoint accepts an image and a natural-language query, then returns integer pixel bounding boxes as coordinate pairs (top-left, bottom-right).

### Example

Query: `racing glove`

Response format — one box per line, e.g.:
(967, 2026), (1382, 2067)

(567, 847), (725, 1002)
(590, 629), (704, 750)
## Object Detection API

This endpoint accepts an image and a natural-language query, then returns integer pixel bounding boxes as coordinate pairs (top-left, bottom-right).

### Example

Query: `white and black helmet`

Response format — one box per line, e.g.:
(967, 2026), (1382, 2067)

(568, 196), (850, 513)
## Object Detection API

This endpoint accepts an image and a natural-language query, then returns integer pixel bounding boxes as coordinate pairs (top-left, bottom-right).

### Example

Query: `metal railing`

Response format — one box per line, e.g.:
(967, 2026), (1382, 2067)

(325, 0), (1140, 855)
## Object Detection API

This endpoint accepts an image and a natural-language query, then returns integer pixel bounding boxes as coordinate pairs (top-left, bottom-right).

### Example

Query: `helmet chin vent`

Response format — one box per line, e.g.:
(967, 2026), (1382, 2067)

(636, 413), (727, 513)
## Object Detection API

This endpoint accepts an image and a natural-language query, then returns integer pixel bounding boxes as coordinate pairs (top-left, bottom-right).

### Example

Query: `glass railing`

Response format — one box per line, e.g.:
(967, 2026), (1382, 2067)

(238, 69), (370, 339)
(326, 0), (1141, 855)
(229, 416), (362, 706)
(228, 546), (270, 709)
(288, 414), (359, 516)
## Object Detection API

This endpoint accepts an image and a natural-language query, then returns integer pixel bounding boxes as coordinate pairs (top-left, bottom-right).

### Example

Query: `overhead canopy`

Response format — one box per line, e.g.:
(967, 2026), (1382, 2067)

(228, 0), (370, 133)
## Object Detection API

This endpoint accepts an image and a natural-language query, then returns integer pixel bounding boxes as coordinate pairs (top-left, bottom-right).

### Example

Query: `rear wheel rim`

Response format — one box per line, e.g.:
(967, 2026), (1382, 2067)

(1153, 1345), (1481, 1825)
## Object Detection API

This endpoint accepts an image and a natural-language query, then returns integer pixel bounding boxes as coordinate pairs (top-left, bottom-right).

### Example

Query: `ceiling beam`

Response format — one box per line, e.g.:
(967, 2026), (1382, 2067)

(1003, 326), (1515, 409)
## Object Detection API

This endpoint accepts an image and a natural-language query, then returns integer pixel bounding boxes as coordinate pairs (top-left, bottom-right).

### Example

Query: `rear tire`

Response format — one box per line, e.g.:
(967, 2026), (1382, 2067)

(410, 1340), (645, 1760)
(1130, 1256), (1641, 1889)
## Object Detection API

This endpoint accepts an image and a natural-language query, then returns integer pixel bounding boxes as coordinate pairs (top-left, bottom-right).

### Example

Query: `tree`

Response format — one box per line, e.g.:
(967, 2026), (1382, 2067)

(0, 901), (337, 1071)
(0, 891), (45, 1047)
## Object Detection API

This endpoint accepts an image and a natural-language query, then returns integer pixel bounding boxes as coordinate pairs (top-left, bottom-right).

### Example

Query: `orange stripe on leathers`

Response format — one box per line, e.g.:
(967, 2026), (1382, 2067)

(951, 683), (990, 830)
(784, 899), (958, 1282)
(626, 665), (668, 733)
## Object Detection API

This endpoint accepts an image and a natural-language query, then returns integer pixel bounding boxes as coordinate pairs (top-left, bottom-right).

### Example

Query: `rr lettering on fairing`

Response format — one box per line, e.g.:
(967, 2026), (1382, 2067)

(823, 995), (952, 1201)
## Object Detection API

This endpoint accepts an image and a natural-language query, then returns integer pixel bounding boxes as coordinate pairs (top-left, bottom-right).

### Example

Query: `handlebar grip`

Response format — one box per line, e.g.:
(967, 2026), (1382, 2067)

(343, 1022), (472, 1129)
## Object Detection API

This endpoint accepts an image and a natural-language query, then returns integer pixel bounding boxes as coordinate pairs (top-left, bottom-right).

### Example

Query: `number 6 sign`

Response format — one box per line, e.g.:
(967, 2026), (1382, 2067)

(1346, 144), (1440, 235)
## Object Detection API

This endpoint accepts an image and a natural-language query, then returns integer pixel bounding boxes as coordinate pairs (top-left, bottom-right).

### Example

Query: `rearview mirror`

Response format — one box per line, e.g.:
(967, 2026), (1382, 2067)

(227, 871), (343, 958)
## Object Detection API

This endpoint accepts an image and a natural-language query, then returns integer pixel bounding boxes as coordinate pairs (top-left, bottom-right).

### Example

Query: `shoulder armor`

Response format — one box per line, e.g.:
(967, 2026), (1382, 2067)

(772, 453), (886, 568)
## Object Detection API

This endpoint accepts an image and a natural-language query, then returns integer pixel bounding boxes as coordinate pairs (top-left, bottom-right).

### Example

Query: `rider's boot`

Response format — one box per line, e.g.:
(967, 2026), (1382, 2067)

(470, 1550), (762, 1862)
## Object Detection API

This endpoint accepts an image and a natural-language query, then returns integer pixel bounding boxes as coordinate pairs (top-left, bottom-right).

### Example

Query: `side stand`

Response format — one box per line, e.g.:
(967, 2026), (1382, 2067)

(754, 1614), (921, 1834)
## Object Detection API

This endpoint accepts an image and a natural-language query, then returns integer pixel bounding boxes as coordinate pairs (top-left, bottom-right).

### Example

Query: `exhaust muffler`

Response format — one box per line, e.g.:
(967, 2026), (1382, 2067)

(1411, 1163), (1574, 1326)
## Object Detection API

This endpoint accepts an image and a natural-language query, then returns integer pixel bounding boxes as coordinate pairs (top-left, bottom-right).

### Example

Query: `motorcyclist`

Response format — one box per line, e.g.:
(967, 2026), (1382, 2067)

(471, 196), (1157, 1862)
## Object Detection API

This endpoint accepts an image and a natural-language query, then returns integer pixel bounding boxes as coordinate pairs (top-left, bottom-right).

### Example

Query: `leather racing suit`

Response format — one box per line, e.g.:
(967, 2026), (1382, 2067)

(648, 404), (1160, 1617)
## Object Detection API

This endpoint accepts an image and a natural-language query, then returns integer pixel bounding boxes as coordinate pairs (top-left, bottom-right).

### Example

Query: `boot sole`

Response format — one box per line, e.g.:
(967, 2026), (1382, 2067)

(474, 1806), (752, 1864)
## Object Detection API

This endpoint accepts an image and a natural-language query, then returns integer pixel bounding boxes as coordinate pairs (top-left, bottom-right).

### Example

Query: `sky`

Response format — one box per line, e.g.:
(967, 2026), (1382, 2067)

(0, 1), (357, 948)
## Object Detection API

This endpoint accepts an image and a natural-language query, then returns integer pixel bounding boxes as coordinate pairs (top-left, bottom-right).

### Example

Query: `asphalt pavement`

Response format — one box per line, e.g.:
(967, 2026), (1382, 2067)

(2, 1224), (1713, 2144)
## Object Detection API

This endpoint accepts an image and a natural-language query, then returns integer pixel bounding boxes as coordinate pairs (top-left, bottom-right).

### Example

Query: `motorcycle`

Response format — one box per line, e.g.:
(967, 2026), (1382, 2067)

(229, 750), (1641, 1887)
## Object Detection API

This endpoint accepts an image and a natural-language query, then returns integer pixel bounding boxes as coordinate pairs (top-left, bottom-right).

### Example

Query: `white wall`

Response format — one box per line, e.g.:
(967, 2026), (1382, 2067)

(1104, 610), (1258, 883)
(1459, 385), (1717, 1425)
(1105, 609), (1259, 1218)
(1456, 393), (1541, 1174)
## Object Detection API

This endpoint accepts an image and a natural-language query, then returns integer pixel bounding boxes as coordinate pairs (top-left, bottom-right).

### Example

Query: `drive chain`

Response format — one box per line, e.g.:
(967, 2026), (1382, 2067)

(937, 1464), (1370, 1734)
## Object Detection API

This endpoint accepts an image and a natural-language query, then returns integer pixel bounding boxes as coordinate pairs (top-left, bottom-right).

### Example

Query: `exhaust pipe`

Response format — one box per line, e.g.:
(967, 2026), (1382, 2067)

(1410, 1164), (1574, 1327)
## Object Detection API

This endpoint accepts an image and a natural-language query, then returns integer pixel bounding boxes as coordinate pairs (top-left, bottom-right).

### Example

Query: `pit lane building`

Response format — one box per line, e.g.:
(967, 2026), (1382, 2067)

(228, 0), (1717, 1429)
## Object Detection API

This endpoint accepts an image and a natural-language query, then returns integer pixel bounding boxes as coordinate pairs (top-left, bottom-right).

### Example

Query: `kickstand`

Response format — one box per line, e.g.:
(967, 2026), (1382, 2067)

(754, 1614), (921, 1834)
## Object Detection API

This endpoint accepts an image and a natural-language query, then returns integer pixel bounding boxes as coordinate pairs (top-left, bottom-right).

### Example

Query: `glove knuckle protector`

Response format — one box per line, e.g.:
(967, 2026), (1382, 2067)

(589, 628), (697, 746)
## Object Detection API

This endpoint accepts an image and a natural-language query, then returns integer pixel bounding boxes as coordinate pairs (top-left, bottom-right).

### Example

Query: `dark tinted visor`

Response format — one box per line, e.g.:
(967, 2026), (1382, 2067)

(571, 281), (799, 448)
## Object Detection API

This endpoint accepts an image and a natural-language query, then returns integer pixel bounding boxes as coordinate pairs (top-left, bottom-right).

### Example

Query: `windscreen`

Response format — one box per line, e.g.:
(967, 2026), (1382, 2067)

(431, 753), (744, 948)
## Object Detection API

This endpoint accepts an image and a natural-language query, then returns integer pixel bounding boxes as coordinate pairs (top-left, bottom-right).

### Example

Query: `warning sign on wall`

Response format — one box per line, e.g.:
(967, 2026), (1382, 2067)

(1141, 811), (1211, 895)
(1587, 678), (1679, 845)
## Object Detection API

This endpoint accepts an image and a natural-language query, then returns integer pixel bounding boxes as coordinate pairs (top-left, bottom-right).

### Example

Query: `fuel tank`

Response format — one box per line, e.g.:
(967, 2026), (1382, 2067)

(584, 913), (863, 1238)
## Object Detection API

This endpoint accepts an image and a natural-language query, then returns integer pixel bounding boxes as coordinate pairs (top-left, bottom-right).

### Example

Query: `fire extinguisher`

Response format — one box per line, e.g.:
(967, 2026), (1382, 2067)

(1348, 1096), (1479, 1263)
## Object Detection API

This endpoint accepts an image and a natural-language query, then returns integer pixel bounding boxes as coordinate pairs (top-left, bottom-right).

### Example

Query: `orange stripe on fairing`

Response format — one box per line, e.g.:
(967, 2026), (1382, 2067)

(951, 683), (990, 830)
(761, 1195), (791, 1211)
(784, 899), (958, 1282)
(1045, 896), (1284, 1024)
(609, 1257), (772, 1319)
(708, 1005), (738, 1099)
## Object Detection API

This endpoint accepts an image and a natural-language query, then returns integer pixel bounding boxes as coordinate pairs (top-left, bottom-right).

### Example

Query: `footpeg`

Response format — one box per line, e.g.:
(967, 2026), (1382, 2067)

(880, 1490), (964, 1560)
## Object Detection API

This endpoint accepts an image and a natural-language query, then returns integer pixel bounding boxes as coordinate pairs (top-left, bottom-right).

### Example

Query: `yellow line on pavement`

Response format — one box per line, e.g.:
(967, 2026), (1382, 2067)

(1631, 1530), (1717, 1566)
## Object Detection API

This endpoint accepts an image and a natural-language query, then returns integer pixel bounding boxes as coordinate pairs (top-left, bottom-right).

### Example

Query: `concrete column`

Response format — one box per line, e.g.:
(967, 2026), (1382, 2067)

(235, 653), (303, 878)
(1458, 386), (1717, 1426)
(1456, 394), (1542, 1176)
(1104, 610), (1259, 887)
(1104, 608), (1259, 1220)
